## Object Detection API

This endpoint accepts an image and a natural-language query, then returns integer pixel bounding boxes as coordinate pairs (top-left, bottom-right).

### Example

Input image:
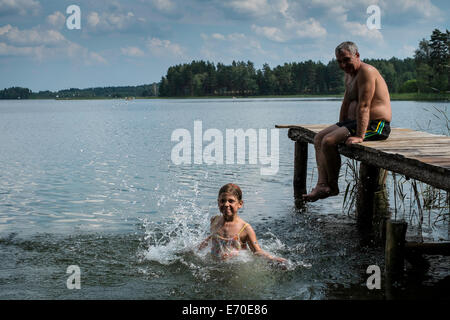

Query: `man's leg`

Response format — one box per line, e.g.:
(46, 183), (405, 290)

(303, 125), (341, 201)
(314, 125), (340, 184)
(322, 126), (350, 193)
(303, 126), (350, 202)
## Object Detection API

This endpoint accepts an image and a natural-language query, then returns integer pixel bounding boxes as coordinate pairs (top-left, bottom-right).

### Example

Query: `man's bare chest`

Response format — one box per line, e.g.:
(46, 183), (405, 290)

(346, 75), (359, 100)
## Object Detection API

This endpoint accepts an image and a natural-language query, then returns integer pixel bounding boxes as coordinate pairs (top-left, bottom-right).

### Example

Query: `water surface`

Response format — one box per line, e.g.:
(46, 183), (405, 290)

(0, 98), (448, 299)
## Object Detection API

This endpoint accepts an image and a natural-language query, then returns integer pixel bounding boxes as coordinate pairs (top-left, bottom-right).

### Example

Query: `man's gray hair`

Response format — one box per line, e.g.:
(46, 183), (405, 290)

(335, 41), (358, 55)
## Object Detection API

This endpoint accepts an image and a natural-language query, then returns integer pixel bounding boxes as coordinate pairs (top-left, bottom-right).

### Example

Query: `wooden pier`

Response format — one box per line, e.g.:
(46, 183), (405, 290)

(276, 124), (450, 278)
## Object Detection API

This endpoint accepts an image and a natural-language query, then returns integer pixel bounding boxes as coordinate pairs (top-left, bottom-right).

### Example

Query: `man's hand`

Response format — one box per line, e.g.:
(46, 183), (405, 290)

(345, 136), (363, 145)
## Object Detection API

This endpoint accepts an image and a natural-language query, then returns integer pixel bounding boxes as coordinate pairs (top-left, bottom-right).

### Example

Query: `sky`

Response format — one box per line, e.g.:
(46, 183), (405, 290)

(0, 0), (448, 92)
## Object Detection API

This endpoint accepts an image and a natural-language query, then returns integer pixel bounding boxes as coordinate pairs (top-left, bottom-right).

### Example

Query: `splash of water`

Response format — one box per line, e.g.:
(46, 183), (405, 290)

(140, 203), (210, 264)
(138, 182), (311, 285)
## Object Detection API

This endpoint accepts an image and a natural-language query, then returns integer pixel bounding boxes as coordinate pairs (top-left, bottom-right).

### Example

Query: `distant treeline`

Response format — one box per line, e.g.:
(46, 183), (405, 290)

(0, 84), (158, 100)
(2, 29), (447, 100)
(159, 28), (449, 97)
(159, 58), (417, 96)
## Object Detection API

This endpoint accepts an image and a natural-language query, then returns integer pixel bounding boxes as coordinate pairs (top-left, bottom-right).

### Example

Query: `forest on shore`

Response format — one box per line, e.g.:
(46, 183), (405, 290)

(1, 29), (448, 100)
(158, 29), (449, 97)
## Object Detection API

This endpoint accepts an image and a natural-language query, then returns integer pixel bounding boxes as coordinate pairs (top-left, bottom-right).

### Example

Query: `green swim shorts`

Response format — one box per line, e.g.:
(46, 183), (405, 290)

(336, 119), (391, 141)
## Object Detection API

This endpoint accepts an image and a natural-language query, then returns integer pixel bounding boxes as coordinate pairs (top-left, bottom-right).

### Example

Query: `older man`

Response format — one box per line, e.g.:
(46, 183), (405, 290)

(303, 41), (392, 202)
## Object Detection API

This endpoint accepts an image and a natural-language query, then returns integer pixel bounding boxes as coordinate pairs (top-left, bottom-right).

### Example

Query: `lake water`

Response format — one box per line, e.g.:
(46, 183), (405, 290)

(0, 98), (448, 300)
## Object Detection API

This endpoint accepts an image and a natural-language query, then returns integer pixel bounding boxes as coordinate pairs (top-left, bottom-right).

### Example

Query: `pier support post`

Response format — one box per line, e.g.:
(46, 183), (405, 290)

(293, 141), (308, 208)
(385, 219), (407, 278)
(356, 164), (389, 242)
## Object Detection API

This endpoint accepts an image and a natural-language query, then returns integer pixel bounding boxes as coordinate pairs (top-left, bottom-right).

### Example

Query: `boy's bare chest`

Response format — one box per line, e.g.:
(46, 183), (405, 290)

(221, 226), (240, 237)
(214, 222), (242, 238)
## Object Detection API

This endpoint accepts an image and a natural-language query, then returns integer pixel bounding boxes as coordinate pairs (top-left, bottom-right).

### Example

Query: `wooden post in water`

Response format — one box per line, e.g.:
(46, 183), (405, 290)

(373, 169), (390, 244)
(293, 141), (308, 208)
(447, 192), (450, 240)
(356, 163), (389, 242)
(385, 219), (407, 278)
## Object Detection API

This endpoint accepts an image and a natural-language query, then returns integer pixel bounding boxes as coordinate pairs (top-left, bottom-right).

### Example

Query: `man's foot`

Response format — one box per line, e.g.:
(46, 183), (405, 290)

(302, 183), (339, 202)
(328, 181), (340, 197)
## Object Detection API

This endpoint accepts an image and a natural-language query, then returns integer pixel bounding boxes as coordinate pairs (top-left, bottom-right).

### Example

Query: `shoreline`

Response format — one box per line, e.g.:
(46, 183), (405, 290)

(1, 93), (449, 101)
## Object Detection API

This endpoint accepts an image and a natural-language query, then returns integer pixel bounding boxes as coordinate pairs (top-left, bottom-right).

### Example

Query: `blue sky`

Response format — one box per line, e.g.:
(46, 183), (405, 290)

(0, 0), (448, 91)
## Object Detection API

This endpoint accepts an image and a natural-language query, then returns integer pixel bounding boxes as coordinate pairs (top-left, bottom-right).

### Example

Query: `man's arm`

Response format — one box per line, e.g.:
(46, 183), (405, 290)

(346, 68), (375, 144)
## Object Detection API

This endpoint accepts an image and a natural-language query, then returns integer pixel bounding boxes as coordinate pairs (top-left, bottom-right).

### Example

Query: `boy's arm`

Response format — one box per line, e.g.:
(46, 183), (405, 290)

(198, 235), (211, 250)
(245, 225), (286, 263)
(198, 216), (221, 250)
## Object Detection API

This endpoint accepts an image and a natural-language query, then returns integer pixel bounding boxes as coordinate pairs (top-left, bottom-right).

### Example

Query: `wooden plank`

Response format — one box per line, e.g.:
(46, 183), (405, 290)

(371, 143), (450, 149)
(374, 144), (450, 150)
(405, 241), (450, 256)
(293, 141), (308, 207)
(284, 124), (449, 139)
(367, 137), (450, 144)
(379, 149), (450, 155)
(285, 125), (450, 191)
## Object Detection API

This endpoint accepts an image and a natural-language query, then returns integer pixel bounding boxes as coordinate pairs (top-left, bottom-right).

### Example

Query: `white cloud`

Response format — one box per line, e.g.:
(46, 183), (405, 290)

(343, 20), (383, 40)
(0, 0), (40, 16)
(245, 0), (327, 42)
(87, 12), (100, 28)
(150, 0), (175, 12)
(335, 13), (383, 41)
(312, 0), (442, 22)
(251, 25), (287, 42)
(0, 41), (40, 56)
(400, 44), (416, 57)
(0, 24), (12, 35)
(0, 24), (65, 46)
(225, 0), (271, 17)
(226, 33), (246, 42)
(46, 11), (66, 29)
(86, 11), (136, 31)
(121, 46), (145, 57)
(211, 33), (226, 41)
(306, 1), (383, 41)
(392, 0), (441, 19)
(0, 24), (106, 65)
(146, 37), (185, 58)
(200, 31), (270, 62)
(65, 41), (107, 65)
(286, 17), (327, 38)
(252, 16), (326, 42)
(87, 51), (107, 65)
(274, 0), (289, 16)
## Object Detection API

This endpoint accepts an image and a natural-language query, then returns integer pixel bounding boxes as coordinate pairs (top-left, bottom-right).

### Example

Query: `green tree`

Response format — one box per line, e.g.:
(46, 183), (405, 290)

(0, 87), (32, 99)
(399, 79), (418, 93)
(326, 59), (345, 94)
(414, 29), (449, 92)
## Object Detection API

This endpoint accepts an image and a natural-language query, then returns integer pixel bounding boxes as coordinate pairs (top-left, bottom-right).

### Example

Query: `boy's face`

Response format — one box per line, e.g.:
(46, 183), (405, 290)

(218, 193), (243, 220)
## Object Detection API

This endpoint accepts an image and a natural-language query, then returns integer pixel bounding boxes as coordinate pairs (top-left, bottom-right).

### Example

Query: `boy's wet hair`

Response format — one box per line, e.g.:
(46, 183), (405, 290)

(218, 183), (243, 202)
